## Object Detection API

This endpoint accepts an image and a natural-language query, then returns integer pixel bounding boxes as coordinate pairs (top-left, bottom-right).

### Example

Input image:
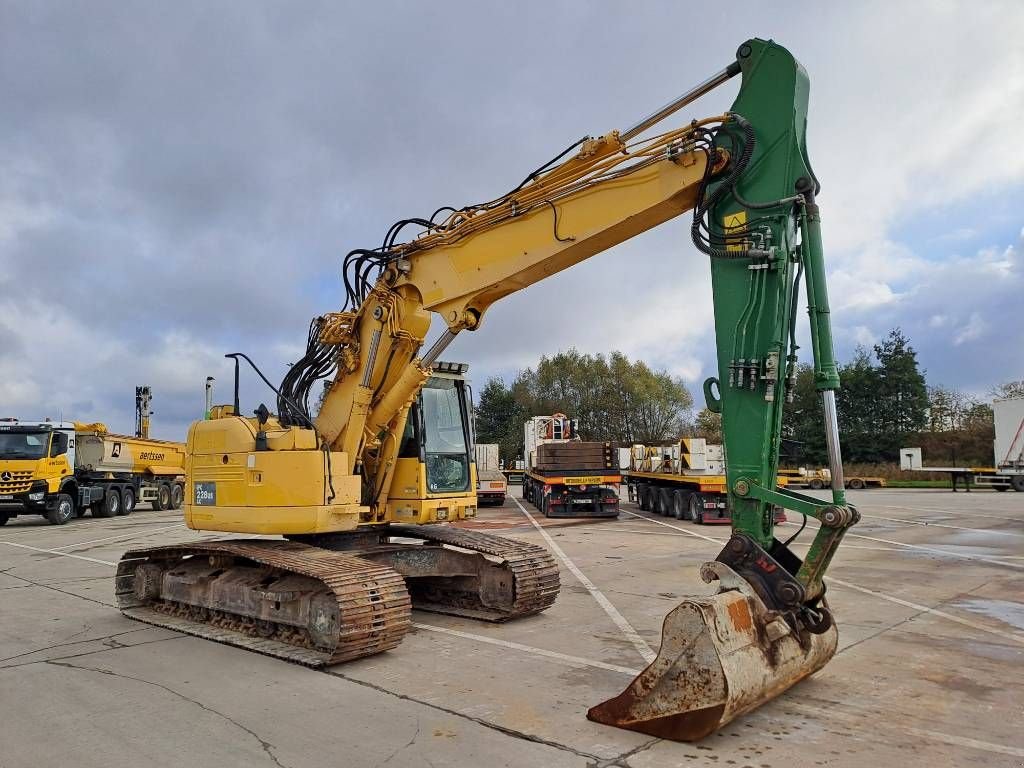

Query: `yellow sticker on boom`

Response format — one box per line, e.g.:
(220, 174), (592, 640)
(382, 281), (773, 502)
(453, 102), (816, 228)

(723, 210), (747, 252)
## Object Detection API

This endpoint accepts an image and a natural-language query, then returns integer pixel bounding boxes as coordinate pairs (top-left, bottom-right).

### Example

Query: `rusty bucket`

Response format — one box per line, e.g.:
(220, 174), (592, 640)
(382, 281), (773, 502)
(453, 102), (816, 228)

(587, 561), (837, 741)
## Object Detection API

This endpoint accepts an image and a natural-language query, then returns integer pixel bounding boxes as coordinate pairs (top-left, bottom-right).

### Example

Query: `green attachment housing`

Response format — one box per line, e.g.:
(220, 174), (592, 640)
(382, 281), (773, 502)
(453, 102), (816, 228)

(705, 39), (852, 595)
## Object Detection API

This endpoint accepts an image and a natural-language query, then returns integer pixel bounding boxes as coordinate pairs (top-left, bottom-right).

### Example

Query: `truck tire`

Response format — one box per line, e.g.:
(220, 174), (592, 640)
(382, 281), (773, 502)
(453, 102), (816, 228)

(655, 487), (672, 516)
(155, 483), (172, 511)
(671, 490), (689, 520)
(120, 487), (136, 516)
(809, 478), (824, 490)
(47, 493), (76, 525)
(637, 484), (650, 511)
(1012, 475), (1024, 492)
(848, 478), (865, 490)
(0, 512), (9, 526)
(688, 493), (704, 524)
(171, 483), (184, 509)
(94, 488), (120, 518)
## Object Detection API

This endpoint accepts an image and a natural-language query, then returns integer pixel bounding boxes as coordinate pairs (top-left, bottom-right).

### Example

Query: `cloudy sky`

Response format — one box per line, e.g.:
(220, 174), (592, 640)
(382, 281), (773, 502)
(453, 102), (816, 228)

(1, 1), (1022, 440)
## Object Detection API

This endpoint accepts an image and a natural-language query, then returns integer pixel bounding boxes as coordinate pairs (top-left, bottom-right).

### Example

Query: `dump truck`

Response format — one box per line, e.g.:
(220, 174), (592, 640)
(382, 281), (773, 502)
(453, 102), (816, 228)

(474, 443), (507, 505)
(901, 395), (1024, 491)
(624, 440), (788, 524)
(0, 419), (185, 525)
(521, 414), (620, 518)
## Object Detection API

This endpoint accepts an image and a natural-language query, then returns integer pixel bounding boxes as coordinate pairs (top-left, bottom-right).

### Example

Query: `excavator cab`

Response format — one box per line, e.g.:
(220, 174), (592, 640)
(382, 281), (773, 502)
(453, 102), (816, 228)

(386, 362), (478, 523)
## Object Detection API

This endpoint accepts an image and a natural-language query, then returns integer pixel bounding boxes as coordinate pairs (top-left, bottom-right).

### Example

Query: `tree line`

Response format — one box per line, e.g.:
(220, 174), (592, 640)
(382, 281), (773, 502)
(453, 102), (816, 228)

(474, 350), (693, 462)
(474, 330), (1021, 467)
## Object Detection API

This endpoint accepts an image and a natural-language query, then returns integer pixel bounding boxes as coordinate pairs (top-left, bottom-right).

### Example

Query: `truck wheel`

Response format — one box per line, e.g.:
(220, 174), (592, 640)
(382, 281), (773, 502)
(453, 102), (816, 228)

(1011, 475), (1024, 492)
(688, 493), (704, 524)
(94, 488), (120, 518)
(809, 478), (824, 490)
(171, 483), (184, 509)
(848, 478), (865, 490)
(671, 490), (688, 520)
(155, 483), (172, 511)
(120, 487), (136, 516)
(637, 484), (650, 511)
(656, 487), (672, 516)
(0, 512), (8, 526)
(47, 493), (76, 525)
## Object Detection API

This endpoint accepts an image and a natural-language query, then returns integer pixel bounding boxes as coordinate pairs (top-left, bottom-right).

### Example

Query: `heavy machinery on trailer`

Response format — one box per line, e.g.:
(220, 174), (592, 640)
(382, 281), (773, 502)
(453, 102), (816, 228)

(0, 391), (185, 525)
(628, 439), (737, 523)
(779, 467), (885, 490)
(474, 443), (508, 505)
(625, 439), (789, 523)
(117, 39), (859, 741)
(522, 414), (620, 518)
(901, 395), (1024, 491)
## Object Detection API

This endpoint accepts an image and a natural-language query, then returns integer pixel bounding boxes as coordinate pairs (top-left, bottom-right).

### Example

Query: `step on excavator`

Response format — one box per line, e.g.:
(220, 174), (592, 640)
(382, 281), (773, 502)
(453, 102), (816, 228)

(117, 38), (858, 741)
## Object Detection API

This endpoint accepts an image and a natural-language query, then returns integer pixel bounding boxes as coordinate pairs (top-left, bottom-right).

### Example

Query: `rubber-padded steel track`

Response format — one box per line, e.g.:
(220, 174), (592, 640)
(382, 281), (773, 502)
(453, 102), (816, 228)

(389, 525), (560, 619)
(116, 539), (411, 667)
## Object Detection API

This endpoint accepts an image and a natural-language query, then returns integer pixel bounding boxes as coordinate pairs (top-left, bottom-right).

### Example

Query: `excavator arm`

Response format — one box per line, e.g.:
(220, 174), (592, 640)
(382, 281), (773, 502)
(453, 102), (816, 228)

(128, 38), (857, 742)
(304, 38), (854, 602)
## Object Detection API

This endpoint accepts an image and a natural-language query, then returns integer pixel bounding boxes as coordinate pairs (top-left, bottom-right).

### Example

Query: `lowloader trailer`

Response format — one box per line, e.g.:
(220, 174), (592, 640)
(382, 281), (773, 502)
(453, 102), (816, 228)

(0, 419), (185, 525)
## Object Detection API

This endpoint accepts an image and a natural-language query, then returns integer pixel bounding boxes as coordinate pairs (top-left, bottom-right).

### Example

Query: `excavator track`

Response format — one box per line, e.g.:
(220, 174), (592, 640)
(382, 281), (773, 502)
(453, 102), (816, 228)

(116, 539), (411, 667)
(387, 524), (560, 620)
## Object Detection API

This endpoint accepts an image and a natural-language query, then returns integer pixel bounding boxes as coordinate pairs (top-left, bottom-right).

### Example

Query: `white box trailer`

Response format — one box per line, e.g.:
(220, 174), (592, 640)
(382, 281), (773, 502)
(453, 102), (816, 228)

(901, 395), (1024, 491)
(474, 443), (507, 505)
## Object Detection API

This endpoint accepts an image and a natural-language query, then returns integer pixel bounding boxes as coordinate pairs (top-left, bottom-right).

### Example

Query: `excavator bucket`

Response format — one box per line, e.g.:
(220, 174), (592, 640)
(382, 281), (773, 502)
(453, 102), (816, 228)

(587, 562), (837, 741)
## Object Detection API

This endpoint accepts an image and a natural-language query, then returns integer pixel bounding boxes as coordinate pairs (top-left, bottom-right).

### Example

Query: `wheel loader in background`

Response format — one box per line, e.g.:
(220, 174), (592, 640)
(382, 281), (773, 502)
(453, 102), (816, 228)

(117, 38), (859, 741)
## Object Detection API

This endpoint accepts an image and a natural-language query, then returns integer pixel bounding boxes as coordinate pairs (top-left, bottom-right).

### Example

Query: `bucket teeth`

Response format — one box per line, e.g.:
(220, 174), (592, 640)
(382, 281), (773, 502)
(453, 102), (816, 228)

(587, 562), (837, 741)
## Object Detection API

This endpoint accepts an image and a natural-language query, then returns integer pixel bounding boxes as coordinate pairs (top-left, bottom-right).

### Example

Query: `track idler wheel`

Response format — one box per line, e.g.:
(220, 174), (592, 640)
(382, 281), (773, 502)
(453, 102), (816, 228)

(587, 562), (837, 741)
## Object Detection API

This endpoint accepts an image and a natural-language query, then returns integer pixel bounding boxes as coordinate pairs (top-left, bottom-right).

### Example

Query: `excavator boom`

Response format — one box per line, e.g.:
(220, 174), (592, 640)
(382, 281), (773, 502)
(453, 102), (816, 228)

(118, 38), (858, 742)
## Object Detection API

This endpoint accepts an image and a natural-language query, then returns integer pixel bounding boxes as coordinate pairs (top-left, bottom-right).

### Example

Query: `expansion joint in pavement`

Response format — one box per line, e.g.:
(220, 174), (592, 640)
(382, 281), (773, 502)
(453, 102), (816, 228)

(328, 669), (605, 763)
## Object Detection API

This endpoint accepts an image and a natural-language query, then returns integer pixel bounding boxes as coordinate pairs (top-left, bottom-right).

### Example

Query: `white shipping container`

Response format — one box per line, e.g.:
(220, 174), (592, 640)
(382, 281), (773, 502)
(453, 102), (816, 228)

(993, 397), (1024, 468)
(474, 443), (500, 472)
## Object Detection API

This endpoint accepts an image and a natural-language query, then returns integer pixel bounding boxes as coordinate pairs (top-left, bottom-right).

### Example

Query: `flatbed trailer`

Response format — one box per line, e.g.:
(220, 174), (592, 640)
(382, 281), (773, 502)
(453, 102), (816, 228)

(523, 468), (621, 518)
(623, 470), (789, 524)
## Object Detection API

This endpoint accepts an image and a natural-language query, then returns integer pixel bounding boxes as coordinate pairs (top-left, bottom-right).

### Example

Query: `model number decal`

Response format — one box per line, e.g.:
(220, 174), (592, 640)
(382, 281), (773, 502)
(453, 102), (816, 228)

(194, 482), (216, 505)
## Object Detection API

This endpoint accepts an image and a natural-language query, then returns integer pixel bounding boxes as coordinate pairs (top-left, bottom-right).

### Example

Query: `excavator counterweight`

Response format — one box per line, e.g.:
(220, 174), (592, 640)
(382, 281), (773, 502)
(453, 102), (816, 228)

(118, 37), (857, 742)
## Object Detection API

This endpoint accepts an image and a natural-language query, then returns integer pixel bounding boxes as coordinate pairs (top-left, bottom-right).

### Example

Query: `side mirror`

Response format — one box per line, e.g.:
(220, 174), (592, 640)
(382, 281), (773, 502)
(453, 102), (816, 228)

(254, 403), (270, 427)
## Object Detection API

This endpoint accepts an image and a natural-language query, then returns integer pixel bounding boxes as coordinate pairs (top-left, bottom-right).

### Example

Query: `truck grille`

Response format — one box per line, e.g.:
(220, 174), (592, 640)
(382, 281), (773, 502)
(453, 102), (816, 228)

(0, 471), (33, 495)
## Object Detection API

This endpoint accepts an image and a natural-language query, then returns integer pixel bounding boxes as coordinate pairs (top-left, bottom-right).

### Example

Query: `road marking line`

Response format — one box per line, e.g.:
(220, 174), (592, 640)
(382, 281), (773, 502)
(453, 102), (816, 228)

(510, 495), (656, 664)
(780, 521), (1024, 571)
(827, 578), (1024, 646)
(50, 524), (186, 551)
(872, 503), (1024, 523)
(621, 510), (726, 544)
(855, 512), (1023, 536)
(620, 510), (1024, 644)
(0, 541), (117, 566)
(411, 622), (642, 676)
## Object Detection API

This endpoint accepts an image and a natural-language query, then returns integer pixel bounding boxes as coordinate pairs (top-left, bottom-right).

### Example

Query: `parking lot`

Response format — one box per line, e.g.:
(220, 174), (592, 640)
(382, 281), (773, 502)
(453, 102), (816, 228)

(1, 487), (1021, 767)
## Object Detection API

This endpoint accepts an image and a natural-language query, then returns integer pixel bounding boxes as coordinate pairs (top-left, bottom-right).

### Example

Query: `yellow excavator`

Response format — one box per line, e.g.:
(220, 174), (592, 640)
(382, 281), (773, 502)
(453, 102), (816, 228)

(116, 38), (858, 741)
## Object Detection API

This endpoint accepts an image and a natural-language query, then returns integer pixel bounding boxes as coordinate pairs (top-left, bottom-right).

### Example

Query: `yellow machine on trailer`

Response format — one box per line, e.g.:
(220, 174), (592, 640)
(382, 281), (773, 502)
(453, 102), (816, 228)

(118, 39), (859, 741)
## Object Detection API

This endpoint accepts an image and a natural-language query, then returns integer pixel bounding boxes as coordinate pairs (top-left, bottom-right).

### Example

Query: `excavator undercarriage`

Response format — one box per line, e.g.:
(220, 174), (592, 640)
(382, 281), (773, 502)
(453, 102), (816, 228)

(117, 526), (559, 666)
